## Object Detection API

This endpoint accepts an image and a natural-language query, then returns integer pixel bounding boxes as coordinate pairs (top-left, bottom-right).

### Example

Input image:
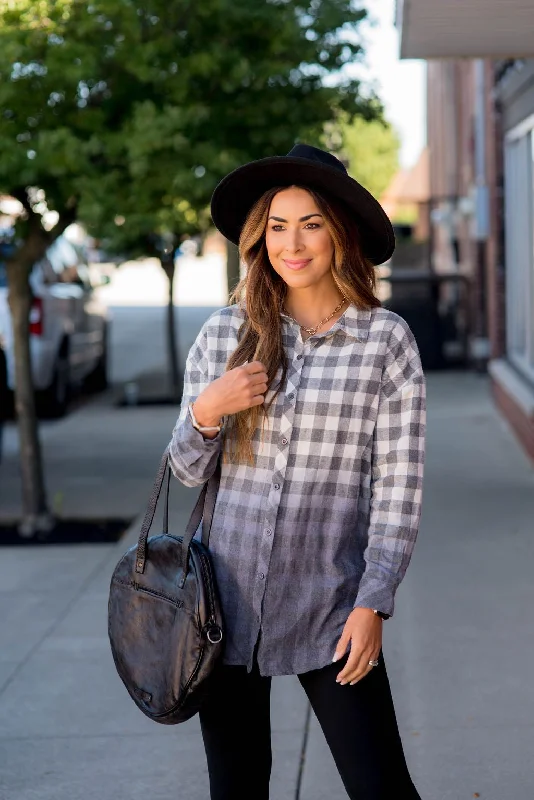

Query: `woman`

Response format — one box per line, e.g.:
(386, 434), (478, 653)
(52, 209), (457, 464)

(168, 144), (426, 800)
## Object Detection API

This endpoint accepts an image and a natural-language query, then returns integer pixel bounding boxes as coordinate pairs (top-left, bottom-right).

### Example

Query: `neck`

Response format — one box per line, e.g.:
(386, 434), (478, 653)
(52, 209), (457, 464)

(284, 280), (346, 329)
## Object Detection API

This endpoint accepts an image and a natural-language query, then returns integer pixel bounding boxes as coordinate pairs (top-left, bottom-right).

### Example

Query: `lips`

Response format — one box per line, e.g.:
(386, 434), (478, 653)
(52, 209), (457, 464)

(283, 259), (311, 271)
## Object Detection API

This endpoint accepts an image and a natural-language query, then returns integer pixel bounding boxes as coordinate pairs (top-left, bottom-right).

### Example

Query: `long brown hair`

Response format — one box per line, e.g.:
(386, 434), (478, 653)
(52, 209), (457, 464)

(223, 185), (381, 465)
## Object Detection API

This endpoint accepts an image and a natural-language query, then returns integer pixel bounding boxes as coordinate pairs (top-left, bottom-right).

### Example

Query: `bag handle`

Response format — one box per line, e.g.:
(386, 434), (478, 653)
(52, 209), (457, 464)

(135, 446), (221, 574)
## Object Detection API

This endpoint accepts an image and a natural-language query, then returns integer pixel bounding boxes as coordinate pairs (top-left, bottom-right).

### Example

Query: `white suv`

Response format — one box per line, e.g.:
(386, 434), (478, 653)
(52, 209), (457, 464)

(0, 235), (110, 418)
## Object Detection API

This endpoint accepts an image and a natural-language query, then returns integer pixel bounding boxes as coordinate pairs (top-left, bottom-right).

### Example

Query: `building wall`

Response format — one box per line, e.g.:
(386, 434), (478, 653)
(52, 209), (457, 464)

(488, 59), (534, 461)
(427, 61), (475, 277)
(426, 57), (534, 462)
(426, 59), (500, 366)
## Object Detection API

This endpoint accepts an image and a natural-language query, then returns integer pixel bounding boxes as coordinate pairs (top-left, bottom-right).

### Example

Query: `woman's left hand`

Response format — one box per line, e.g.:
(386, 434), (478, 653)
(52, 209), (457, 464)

(333, 608), (383, 685)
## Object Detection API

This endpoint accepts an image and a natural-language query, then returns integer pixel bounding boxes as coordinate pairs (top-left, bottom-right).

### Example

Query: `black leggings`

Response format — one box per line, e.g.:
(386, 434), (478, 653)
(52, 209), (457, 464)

(199, 651), (421, 800)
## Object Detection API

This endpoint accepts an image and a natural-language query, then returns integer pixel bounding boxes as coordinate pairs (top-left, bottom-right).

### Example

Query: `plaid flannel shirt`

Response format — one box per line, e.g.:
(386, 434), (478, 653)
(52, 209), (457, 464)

(168, 302), (426, 677)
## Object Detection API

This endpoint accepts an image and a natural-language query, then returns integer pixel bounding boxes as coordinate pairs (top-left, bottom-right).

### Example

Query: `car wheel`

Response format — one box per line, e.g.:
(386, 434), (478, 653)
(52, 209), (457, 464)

(0, 350), (14, 420)
(38, 352), (70, 418)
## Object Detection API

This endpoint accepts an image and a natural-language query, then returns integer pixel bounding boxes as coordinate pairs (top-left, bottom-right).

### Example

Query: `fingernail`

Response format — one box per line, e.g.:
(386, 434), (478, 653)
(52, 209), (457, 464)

(332, 654), (339, 663)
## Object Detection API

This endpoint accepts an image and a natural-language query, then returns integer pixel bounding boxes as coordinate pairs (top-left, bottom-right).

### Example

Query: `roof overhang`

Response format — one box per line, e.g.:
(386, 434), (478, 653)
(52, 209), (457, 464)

(397, 0), (534, 59)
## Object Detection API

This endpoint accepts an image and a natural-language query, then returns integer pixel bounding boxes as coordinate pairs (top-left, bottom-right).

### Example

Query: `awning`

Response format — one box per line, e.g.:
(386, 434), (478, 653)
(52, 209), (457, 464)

(397, 0), (534, 59)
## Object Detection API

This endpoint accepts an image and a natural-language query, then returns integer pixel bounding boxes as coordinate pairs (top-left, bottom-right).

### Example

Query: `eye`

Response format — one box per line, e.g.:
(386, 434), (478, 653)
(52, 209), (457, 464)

(305, 222), (321, 229)
(270, 224), (285, 232)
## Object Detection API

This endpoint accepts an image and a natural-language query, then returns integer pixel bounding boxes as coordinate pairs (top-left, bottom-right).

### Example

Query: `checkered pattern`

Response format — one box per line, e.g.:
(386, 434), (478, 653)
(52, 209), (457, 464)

(168, 302), (426, 677)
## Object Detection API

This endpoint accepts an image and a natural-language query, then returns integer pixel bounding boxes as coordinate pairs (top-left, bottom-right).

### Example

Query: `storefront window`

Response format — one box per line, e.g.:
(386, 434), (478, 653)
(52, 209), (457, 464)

(504, 126), (534, 380)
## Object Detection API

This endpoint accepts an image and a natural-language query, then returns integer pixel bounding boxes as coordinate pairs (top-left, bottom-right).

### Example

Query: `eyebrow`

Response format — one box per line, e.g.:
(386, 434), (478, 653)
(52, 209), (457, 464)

(268, 213), (323, 222)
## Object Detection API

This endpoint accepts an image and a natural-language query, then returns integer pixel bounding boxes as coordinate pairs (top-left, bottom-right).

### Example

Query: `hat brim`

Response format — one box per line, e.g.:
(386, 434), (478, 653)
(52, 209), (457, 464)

(210, 156), (395, 265)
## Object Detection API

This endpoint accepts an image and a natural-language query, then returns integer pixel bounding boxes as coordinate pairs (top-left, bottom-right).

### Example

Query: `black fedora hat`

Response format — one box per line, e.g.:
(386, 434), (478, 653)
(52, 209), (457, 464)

(210, 143), (395, 265)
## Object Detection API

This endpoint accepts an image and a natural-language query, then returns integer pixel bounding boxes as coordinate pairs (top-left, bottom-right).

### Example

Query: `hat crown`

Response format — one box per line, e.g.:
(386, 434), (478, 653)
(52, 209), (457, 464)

(286, 144), (347, 175)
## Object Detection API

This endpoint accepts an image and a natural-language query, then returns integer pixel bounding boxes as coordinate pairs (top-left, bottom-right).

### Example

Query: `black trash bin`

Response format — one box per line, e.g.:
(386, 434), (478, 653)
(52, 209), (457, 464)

(380, 269), (470, 371)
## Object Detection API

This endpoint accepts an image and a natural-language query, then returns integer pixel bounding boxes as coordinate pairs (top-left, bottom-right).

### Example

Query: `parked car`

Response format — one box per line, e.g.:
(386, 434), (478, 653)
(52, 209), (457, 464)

(0, 235), (111, 418)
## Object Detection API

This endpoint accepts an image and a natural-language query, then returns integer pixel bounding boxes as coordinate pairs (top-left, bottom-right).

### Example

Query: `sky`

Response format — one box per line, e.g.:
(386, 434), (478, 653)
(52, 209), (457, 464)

(345, 0), (426, 169)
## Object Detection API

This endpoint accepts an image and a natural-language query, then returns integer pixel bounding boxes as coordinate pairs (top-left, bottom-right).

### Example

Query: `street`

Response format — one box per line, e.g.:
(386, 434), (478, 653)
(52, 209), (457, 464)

(97, 254), (228, 384)
(1, 258), (534, 799)
(0, 255), (228, 466)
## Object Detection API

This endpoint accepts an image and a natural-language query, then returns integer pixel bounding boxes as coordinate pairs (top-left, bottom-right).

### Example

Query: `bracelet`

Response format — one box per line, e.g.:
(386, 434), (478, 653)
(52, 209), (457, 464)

(188, 401), (222, 433)
(373, 609), (390, 621)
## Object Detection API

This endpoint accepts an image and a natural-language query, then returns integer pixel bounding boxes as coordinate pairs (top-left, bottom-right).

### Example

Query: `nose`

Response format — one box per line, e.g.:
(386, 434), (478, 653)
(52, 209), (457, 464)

(284, 227), (304, 254)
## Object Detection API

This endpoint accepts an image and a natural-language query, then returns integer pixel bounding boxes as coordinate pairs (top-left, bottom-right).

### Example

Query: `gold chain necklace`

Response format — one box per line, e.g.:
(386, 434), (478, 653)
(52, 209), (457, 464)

(283, 295), (348, 336)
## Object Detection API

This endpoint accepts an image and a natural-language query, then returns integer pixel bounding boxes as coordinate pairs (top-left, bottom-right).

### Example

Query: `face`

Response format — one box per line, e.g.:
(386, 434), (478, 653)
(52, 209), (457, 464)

(265, 187), (335, 290)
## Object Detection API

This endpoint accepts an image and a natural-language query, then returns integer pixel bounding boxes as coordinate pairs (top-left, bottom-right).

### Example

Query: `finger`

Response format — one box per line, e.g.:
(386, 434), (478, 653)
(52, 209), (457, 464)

(250, 373), (269, 387)
(346, 652), (380, 685)
(338, 647), (375, 684)
(348, 665), (373, 686)
(336, 648), (360, 684)
(244, 361), (267, 374)
(348, 657), (379, 685)
(251, 383), (268, 396)
(248, 381), (267, 399)
(333, 628), (351, 663)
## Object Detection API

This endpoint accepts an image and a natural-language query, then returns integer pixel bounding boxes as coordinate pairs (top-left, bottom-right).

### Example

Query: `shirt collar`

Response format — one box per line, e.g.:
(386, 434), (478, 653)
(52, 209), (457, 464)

(280, 302), (372, 343)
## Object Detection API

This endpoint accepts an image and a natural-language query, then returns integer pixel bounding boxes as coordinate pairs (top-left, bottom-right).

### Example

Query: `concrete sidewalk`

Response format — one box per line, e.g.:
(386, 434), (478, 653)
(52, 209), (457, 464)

(1, 359), (534, 798)
(0, 372), (308, 799)
(300, 373), (534, 800)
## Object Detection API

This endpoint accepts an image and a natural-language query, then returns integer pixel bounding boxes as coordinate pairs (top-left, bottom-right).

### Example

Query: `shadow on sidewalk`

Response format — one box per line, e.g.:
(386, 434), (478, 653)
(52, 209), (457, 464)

(0, 517), (132, 546)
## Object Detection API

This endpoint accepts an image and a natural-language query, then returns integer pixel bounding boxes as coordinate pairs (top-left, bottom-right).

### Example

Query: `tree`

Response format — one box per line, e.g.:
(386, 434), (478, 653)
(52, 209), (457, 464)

(0, 0), (383, 535)
(334, 115), (400, 200)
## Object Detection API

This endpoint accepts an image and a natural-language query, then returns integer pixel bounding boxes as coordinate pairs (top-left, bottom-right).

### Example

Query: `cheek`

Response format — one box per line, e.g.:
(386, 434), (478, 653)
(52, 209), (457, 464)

(312, 231), (334, 261)
(265, 234), (283, 270)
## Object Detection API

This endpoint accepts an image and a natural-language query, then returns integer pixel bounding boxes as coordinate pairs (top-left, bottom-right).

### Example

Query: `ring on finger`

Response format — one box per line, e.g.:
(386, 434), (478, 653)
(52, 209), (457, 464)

(368, 659), (379, 668)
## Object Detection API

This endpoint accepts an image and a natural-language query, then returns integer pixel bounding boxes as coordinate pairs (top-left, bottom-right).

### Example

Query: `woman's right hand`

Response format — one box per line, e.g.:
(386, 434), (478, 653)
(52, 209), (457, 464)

(193, 361), (268, 426)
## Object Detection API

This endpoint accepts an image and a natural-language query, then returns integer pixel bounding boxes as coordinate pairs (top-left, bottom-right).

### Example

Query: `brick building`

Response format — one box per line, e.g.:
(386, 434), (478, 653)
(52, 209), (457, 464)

(397, 0), (534, 461)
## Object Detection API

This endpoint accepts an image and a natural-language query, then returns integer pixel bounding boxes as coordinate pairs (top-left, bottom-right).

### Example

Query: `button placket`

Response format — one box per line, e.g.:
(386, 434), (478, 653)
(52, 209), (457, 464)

(268, 335), (301, 513)
(255, 511), (281, 618)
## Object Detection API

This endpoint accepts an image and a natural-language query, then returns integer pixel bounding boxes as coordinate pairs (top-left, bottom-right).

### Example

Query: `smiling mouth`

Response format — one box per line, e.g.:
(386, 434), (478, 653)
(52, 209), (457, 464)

(283, 259), (311, 270)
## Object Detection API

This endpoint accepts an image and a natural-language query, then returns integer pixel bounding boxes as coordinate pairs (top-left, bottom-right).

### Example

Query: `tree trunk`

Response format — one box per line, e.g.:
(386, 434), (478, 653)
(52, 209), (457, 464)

(226, 240), (241, 299)
(6, 258), (54, 536)
(160, 254), (181, 403)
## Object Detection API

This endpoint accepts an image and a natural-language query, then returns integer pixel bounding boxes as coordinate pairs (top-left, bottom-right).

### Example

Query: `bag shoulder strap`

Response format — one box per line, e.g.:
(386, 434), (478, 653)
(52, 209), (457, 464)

(135, 446), (221, 574)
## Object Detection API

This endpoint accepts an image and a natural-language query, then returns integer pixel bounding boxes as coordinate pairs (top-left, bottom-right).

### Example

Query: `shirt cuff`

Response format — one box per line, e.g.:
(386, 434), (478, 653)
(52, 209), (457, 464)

(353, 574), (397, 618)
(168, 412), (223, 487)
(179, 410), (224, 448)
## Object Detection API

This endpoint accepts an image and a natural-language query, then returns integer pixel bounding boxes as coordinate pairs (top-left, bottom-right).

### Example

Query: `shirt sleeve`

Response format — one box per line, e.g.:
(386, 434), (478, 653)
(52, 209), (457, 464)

(168, 320), (224, 488)
(354, 317), (426, 617)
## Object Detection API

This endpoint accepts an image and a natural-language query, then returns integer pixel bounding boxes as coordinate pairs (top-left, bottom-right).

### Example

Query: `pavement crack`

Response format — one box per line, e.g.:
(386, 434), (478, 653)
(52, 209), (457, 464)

(295, 700), (312, 800)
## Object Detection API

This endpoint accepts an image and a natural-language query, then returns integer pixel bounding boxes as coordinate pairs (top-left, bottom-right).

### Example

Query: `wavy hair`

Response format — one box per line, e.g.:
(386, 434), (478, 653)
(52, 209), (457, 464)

(222, 185), (382, 465)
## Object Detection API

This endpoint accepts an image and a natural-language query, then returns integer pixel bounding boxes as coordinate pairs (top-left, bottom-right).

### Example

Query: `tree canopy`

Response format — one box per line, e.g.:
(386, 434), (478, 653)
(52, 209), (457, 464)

(339, 115), (400, 200)
(0, 0), (383, 253)
(0, 0), (389, 532)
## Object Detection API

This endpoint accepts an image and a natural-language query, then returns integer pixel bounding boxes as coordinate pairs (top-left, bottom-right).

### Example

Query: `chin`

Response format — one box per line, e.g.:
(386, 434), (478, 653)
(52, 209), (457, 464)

(282, 276), (316, 289)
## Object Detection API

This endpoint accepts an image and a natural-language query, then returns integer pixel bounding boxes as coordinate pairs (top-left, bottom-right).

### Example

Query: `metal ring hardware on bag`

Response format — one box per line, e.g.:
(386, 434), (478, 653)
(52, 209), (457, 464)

(205, 624), (223, 644)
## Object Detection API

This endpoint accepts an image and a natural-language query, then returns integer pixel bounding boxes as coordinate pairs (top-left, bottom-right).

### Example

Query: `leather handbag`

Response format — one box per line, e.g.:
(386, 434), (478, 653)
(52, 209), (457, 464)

(108, 447), (224, 725)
